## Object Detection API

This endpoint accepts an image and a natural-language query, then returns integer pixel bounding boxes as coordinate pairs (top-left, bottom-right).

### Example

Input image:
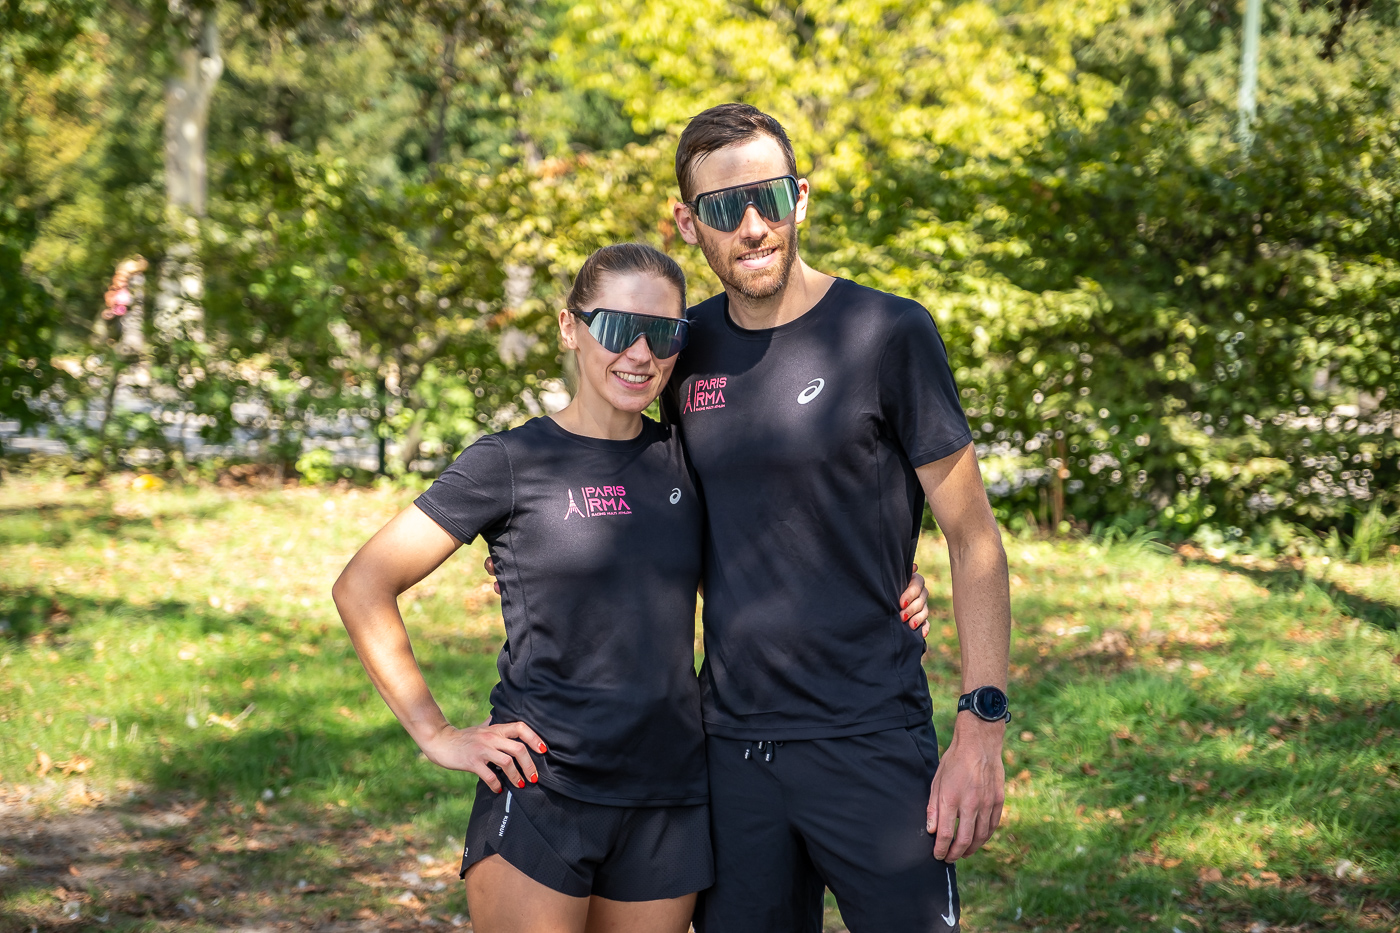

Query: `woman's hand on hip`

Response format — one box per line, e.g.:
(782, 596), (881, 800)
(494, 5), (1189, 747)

(901, 563), (932, 637)
(421, 719), (546, 793)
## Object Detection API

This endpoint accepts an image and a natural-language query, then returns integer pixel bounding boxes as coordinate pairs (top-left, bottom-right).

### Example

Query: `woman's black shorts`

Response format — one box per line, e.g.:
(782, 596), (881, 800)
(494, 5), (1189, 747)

(458, 778), (713, 901)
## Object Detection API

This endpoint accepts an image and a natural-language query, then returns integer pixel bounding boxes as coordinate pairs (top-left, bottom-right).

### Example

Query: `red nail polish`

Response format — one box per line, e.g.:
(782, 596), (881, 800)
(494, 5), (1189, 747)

(529, 774), (537, 783)
(539, 745), (547, 753)
(517, 780), (525, 788)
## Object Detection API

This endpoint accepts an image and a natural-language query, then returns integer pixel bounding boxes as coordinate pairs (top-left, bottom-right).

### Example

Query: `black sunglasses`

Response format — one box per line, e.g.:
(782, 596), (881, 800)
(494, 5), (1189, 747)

(569, 308), (692, 359)
(688, 175), (800, 233)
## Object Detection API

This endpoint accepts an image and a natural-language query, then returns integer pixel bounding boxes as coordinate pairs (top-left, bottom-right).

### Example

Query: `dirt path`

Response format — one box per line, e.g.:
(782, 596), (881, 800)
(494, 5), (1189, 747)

(0, 784), (472, 932)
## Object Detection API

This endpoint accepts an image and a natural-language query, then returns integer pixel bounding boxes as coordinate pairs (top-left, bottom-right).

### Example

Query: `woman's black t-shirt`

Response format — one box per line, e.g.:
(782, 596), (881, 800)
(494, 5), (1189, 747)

(415, 416), (706, 806)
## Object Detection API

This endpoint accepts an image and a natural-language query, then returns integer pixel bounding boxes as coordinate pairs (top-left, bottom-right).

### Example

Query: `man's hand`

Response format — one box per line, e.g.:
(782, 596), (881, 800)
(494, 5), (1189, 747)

(484, 556), (500, 594)
(421, 718), (547, 794)
(926, 712), (1006, 861)
(900, 563), (931, 637)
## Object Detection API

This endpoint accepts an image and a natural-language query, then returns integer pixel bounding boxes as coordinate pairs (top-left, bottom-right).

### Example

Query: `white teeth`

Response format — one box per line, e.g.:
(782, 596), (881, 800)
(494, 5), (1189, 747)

(615, 372), (649, 384)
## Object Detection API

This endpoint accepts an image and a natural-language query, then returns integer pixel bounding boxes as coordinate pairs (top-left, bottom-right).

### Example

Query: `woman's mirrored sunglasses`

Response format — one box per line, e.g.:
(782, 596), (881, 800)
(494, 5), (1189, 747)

(569, 308), (692, 359)
(689, 175), (799, 233)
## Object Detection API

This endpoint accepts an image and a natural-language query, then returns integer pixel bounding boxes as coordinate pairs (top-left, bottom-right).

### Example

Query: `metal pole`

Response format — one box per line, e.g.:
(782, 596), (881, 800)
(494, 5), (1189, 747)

(1237, 0), (1262, 149)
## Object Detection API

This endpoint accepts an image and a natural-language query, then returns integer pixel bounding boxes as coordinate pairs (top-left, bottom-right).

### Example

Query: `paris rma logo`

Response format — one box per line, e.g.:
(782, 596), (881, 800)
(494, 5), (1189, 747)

(682, 376), (727, 413)
(564, 485), (631, 519)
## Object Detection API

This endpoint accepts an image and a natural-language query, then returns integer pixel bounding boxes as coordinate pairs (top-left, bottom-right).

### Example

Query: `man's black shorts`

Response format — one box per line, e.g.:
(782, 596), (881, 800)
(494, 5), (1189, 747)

(459, 778), (713, 901)
(695, 723), (960, 933)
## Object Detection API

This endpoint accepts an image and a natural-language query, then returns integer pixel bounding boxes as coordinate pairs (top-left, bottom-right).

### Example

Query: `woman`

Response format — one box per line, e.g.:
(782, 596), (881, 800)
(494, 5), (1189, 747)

(333, 244), (932, 933)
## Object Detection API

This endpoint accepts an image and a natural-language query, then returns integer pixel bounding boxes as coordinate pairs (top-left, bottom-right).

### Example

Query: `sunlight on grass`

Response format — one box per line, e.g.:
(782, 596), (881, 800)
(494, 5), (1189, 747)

(2, 479), (1397, 932)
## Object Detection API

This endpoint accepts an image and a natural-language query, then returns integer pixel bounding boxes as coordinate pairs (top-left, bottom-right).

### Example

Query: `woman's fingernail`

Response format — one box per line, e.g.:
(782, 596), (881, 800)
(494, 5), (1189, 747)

(529, 774), (538, 783)
(539, 745), (547, 753)
(901, 599), (908, 608)
(517, 780), (525, 788)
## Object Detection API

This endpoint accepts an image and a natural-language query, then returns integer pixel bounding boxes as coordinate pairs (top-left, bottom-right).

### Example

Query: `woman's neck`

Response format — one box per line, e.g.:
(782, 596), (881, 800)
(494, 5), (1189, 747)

(549, 392), (644, 441)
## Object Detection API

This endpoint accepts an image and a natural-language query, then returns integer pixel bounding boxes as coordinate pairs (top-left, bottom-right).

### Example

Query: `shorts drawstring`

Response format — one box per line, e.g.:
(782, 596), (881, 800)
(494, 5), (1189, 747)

(743, 740), (784, 763)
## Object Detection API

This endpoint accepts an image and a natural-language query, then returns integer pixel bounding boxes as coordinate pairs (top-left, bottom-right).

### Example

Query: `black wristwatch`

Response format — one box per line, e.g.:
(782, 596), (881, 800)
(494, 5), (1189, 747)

(958, 686), (1011, 723)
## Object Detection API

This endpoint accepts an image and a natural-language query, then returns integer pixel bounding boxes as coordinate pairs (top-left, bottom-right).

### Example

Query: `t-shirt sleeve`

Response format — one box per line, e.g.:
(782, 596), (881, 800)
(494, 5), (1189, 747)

(414, 435), (513, 544)
(877, 305), (974, 467)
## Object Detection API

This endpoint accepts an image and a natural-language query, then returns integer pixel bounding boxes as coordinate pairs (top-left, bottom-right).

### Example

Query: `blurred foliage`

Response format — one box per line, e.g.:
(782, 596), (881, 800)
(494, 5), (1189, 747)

(1, 0), (1397, 547)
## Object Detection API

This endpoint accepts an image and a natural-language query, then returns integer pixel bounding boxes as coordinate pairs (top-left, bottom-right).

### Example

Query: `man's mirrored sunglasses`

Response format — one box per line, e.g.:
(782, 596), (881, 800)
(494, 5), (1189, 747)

(569, 308), (692, 359)
(689, 175), (799, 233)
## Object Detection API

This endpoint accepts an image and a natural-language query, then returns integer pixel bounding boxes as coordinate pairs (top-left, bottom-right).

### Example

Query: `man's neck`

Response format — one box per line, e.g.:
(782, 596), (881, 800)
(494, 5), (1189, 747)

(726, 257), (836, 331)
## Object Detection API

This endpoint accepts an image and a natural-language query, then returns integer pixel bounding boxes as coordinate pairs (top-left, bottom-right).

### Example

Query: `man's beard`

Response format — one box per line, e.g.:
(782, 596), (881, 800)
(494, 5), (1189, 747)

(697, 226), (799, 302)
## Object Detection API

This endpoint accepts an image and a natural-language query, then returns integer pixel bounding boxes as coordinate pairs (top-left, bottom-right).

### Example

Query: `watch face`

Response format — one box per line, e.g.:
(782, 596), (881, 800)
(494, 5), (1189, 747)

(974, 687), (1008, 720)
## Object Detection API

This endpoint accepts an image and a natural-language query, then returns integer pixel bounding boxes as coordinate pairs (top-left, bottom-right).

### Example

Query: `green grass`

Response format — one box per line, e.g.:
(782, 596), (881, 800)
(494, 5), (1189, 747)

(0, 476), (1397, 932)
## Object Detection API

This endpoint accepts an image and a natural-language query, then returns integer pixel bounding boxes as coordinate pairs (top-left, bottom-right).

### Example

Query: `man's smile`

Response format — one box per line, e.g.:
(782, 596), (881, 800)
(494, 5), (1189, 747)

(736, 245), (781, 270)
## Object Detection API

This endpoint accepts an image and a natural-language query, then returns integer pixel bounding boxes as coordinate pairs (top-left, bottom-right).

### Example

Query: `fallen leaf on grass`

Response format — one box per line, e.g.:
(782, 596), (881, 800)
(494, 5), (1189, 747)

(1199, 867), (1224, 883)
(1133, 851), (1184, 869)
(1081, 763), (1100, 776)
(206, 704), (256, 730)
(56, 755), (93, 775)
(35, 750), (53, 778)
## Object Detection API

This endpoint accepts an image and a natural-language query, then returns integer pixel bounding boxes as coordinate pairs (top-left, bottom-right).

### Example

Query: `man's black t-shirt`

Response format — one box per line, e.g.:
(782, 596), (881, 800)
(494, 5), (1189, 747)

(661, 278), (972, 740)
(415, 416), (706, 806)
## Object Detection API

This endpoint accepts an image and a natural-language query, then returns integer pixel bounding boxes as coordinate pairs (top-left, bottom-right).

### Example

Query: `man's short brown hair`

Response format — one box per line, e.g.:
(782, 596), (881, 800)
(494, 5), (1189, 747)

(675, 103), (798, 203)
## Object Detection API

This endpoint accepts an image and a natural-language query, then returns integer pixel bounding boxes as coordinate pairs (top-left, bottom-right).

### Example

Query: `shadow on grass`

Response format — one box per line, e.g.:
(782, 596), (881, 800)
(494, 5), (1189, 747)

(0, 596), (495, 930)
(0, 784), (471, 932)
(984, 668), (1400, 929)
(1184, 557), (1400, 633)
(977, 551), (1400, 933)
(0, 584), (277, 642)
(0, 497), (232, 549)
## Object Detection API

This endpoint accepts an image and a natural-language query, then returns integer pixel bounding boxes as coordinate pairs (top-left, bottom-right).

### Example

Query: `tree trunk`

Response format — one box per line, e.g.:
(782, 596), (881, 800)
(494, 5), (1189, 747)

(155, 13), (221, 345)
(164, 15), (221, 217)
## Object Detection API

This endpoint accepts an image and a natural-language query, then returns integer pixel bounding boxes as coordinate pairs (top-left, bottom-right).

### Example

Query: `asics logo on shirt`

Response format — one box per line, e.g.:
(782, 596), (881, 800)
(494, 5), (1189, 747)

(797, 378), (825, 404)
(564, 485), (631, 519)
(669, 488), (682, 504)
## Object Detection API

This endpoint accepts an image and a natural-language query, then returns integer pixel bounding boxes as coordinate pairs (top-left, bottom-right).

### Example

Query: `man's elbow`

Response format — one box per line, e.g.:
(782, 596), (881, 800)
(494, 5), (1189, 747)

(948, 523), (1007, 569)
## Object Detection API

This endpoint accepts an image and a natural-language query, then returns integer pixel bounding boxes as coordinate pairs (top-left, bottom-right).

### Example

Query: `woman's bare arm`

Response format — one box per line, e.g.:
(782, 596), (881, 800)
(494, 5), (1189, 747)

(332, 504), (545, 792)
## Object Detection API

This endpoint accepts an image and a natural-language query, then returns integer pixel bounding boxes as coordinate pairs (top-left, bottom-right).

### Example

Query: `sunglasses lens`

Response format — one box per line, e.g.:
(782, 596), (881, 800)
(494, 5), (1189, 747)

(752, 178), (797, 223)
(641, 317), (689, 359)
(695, 177), (797, 232)
(586, 312), (634, 353)
(697, 192), (742, 232)
(585, 312), (689, 359)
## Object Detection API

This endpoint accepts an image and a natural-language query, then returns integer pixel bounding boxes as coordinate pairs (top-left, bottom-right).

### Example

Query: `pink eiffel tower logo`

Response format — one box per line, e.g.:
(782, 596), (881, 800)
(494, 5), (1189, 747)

(563, 489), (586, 520)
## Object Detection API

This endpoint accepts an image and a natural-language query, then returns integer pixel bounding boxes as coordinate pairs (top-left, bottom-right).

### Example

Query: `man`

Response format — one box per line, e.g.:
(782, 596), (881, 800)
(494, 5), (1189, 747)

(663, 103), (1011, 933)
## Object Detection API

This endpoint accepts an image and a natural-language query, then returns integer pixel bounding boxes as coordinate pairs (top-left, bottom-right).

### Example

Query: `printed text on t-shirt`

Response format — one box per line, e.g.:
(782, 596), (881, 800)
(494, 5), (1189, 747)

(681, 376), (727, 413)
(564, 485), (631, 519)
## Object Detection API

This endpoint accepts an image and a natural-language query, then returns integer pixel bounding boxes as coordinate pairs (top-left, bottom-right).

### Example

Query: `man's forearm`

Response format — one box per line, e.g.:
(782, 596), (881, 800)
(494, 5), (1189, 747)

(947, 529), (1011, 695)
